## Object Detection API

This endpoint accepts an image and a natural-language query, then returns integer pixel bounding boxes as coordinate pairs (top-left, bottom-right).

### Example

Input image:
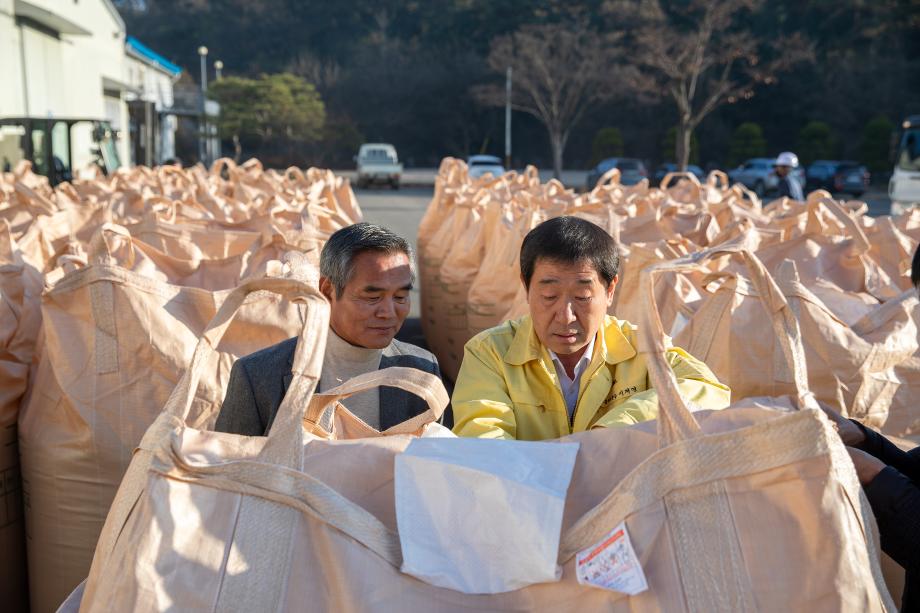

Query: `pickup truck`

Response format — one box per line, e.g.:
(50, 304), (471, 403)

(355, 143), (402, 189)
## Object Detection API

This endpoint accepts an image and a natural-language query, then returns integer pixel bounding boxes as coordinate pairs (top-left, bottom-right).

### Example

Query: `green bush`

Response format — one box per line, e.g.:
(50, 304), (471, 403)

(591, 127), (624, 166)
(861, 115), (895, 173)
(727, 123), (767, 167)
(796, 121), (838, 166)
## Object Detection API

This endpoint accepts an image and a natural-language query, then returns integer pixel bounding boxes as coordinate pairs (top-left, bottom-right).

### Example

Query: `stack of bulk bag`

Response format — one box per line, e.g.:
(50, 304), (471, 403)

(76, 250), (893, 612)
(417, 159), (465, 351)
(17, 227), (311, 612)
(657, 234), (917, 421)
(418, 161), (920, 441)
(465, 205), (542, 336)
(423, 191), (482, 374)
(1, 159), (361, 612)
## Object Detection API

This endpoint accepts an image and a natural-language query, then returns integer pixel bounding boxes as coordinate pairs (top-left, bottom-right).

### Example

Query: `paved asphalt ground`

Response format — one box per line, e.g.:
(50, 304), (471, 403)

(356, 183), (893, 351)
(356, 186), (434, 349)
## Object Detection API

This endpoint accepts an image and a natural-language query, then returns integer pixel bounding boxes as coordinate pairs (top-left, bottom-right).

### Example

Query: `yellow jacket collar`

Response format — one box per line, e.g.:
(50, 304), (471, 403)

(503, 315), (637, 366)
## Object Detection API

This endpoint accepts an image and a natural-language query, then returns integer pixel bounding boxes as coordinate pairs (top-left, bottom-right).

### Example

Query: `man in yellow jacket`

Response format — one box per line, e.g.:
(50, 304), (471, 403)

(452, 216), (730, 440)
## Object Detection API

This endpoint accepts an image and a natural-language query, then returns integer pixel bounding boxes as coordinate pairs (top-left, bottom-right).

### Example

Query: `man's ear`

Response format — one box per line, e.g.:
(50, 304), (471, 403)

(319, 276), (335, 301)
(605, 275), (618, 306)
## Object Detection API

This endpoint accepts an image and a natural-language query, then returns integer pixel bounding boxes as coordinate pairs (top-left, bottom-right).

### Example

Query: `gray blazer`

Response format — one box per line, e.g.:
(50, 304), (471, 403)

(214, 336), (443, 436)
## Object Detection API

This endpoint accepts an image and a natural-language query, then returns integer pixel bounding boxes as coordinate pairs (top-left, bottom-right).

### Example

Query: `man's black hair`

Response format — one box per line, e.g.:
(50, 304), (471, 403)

(520, 216), (619, 289)
(320, 222), (414, 297)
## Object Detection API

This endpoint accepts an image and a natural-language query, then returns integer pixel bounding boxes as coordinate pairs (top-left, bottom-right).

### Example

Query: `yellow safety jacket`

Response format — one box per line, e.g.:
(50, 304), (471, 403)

(452, 315), (730, 440)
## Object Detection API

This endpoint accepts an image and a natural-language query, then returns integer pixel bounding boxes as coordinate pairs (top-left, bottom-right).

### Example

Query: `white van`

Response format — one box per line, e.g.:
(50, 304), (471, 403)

(890, 115), (920, 214)
(355, 143), (402, 189)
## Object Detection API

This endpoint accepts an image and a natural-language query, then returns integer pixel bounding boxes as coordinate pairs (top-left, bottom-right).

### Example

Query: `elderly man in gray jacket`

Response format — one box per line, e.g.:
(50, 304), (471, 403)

(215, 222), (442, 435)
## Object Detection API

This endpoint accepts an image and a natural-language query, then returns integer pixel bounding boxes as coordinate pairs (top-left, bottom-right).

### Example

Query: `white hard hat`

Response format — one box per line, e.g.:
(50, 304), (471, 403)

(775, 151), (799, 168)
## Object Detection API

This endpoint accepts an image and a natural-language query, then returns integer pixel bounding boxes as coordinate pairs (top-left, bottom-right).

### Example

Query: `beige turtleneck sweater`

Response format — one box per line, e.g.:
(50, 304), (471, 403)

(318, 328), (384, 429)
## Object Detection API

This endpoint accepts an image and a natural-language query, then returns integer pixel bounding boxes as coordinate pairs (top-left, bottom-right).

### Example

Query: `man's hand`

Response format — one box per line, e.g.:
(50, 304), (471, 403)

(847, 447), (886, 486)
(817, 401), (865, 446)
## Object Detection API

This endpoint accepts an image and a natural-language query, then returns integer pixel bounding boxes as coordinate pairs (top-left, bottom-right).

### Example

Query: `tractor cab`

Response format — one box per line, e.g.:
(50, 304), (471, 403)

(0, 117), (121, 185)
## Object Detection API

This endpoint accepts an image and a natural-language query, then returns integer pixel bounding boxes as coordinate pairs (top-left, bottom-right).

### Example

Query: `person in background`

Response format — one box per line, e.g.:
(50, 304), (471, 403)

(451, 216), (730, 441)
(901, 134), (920, 172)
(215, 222), (442, 435)
(773, 151), (804, 201)
(821, 244), (920, 611)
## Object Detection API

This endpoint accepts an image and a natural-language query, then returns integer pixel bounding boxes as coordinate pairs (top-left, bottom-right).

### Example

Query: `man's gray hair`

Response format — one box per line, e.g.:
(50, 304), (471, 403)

(320, 222), (415, 297)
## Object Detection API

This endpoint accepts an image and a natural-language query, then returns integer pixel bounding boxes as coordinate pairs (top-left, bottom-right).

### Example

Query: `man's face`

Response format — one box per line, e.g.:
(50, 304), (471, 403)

(774, 165), (790, 177)
(526, 258), (616, 358)
(320, 250), (412, 349)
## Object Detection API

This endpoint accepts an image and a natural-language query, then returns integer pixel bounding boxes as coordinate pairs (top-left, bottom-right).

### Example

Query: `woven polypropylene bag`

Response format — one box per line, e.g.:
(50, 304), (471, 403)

(78, 249), (893, 612)
(18, 247), (308, 613)
(0, 222), (42, 613)
(669, 233), (917, 433)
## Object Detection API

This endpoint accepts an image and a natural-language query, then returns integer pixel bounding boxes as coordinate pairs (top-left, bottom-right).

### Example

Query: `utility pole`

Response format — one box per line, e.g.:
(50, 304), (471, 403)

(505, 66), (512, 170)
(197, 46), (208, 164)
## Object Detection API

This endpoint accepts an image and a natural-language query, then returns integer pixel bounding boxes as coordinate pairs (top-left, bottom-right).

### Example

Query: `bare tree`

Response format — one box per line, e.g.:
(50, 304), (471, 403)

(621, 0), (812, 170)
(473, 21), (624, 179)
(287, 51), (342, 93)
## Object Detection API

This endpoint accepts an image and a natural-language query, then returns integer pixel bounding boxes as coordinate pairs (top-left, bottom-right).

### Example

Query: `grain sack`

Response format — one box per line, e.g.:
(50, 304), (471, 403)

(77, 252), (893, 612)
(466, 207), (541, 336)
(668, 235), (917, 430)
(0, 222), (42, 613)
(18, 249), (309, 612)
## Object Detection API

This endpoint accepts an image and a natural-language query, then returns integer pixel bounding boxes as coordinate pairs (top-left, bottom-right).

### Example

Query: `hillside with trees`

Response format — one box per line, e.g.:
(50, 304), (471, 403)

(115, 0), (920, 173)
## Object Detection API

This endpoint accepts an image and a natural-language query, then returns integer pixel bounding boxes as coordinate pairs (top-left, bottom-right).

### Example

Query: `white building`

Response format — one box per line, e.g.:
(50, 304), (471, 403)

(124, 36), (182, 165)
(0, 0), (183, 179)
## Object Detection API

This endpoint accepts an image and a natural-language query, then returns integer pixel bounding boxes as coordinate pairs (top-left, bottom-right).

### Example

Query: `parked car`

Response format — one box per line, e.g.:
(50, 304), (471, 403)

(467, 155), (505, 179)
(585, 158), (648, 189)
(729, 157), (805, 197)
(805, 160), (858, 192)
(832, 162), (870, 196)
(805, 160), (845, 191)
(728, 158), (778, 196)
(653, 163), (705, 186)
(355, 143), (402, 189)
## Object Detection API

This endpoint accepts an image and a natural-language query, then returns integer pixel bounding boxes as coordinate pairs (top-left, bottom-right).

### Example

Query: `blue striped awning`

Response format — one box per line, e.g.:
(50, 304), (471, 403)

(126, 36), (182, 77)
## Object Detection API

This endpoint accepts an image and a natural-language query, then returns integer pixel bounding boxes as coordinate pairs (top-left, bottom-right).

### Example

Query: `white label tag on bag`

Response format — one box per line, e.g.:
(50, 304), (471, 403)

(575, 522), (648, 595)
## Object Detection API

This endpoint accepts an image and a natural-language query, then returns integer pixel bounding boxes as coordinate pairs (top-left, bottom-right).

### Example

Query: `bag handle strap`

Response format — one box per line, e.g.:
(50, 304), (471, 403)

(706, 170), (729, 189)
(659, 171), (702, 192)
(0, 219), (17, 264)
(303, 367), (449, 436)
(257, 294), (329, 468)
(598, 167), (621, 188)
(159, 276), (326, 427)
(12, 181), (57, 215)
(209, 157), (238, 177)
(639, 232), (816, 448)
(810, 197), (870, 253)
(733, 182), (763, 211)
(87, 223), (139, 267)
